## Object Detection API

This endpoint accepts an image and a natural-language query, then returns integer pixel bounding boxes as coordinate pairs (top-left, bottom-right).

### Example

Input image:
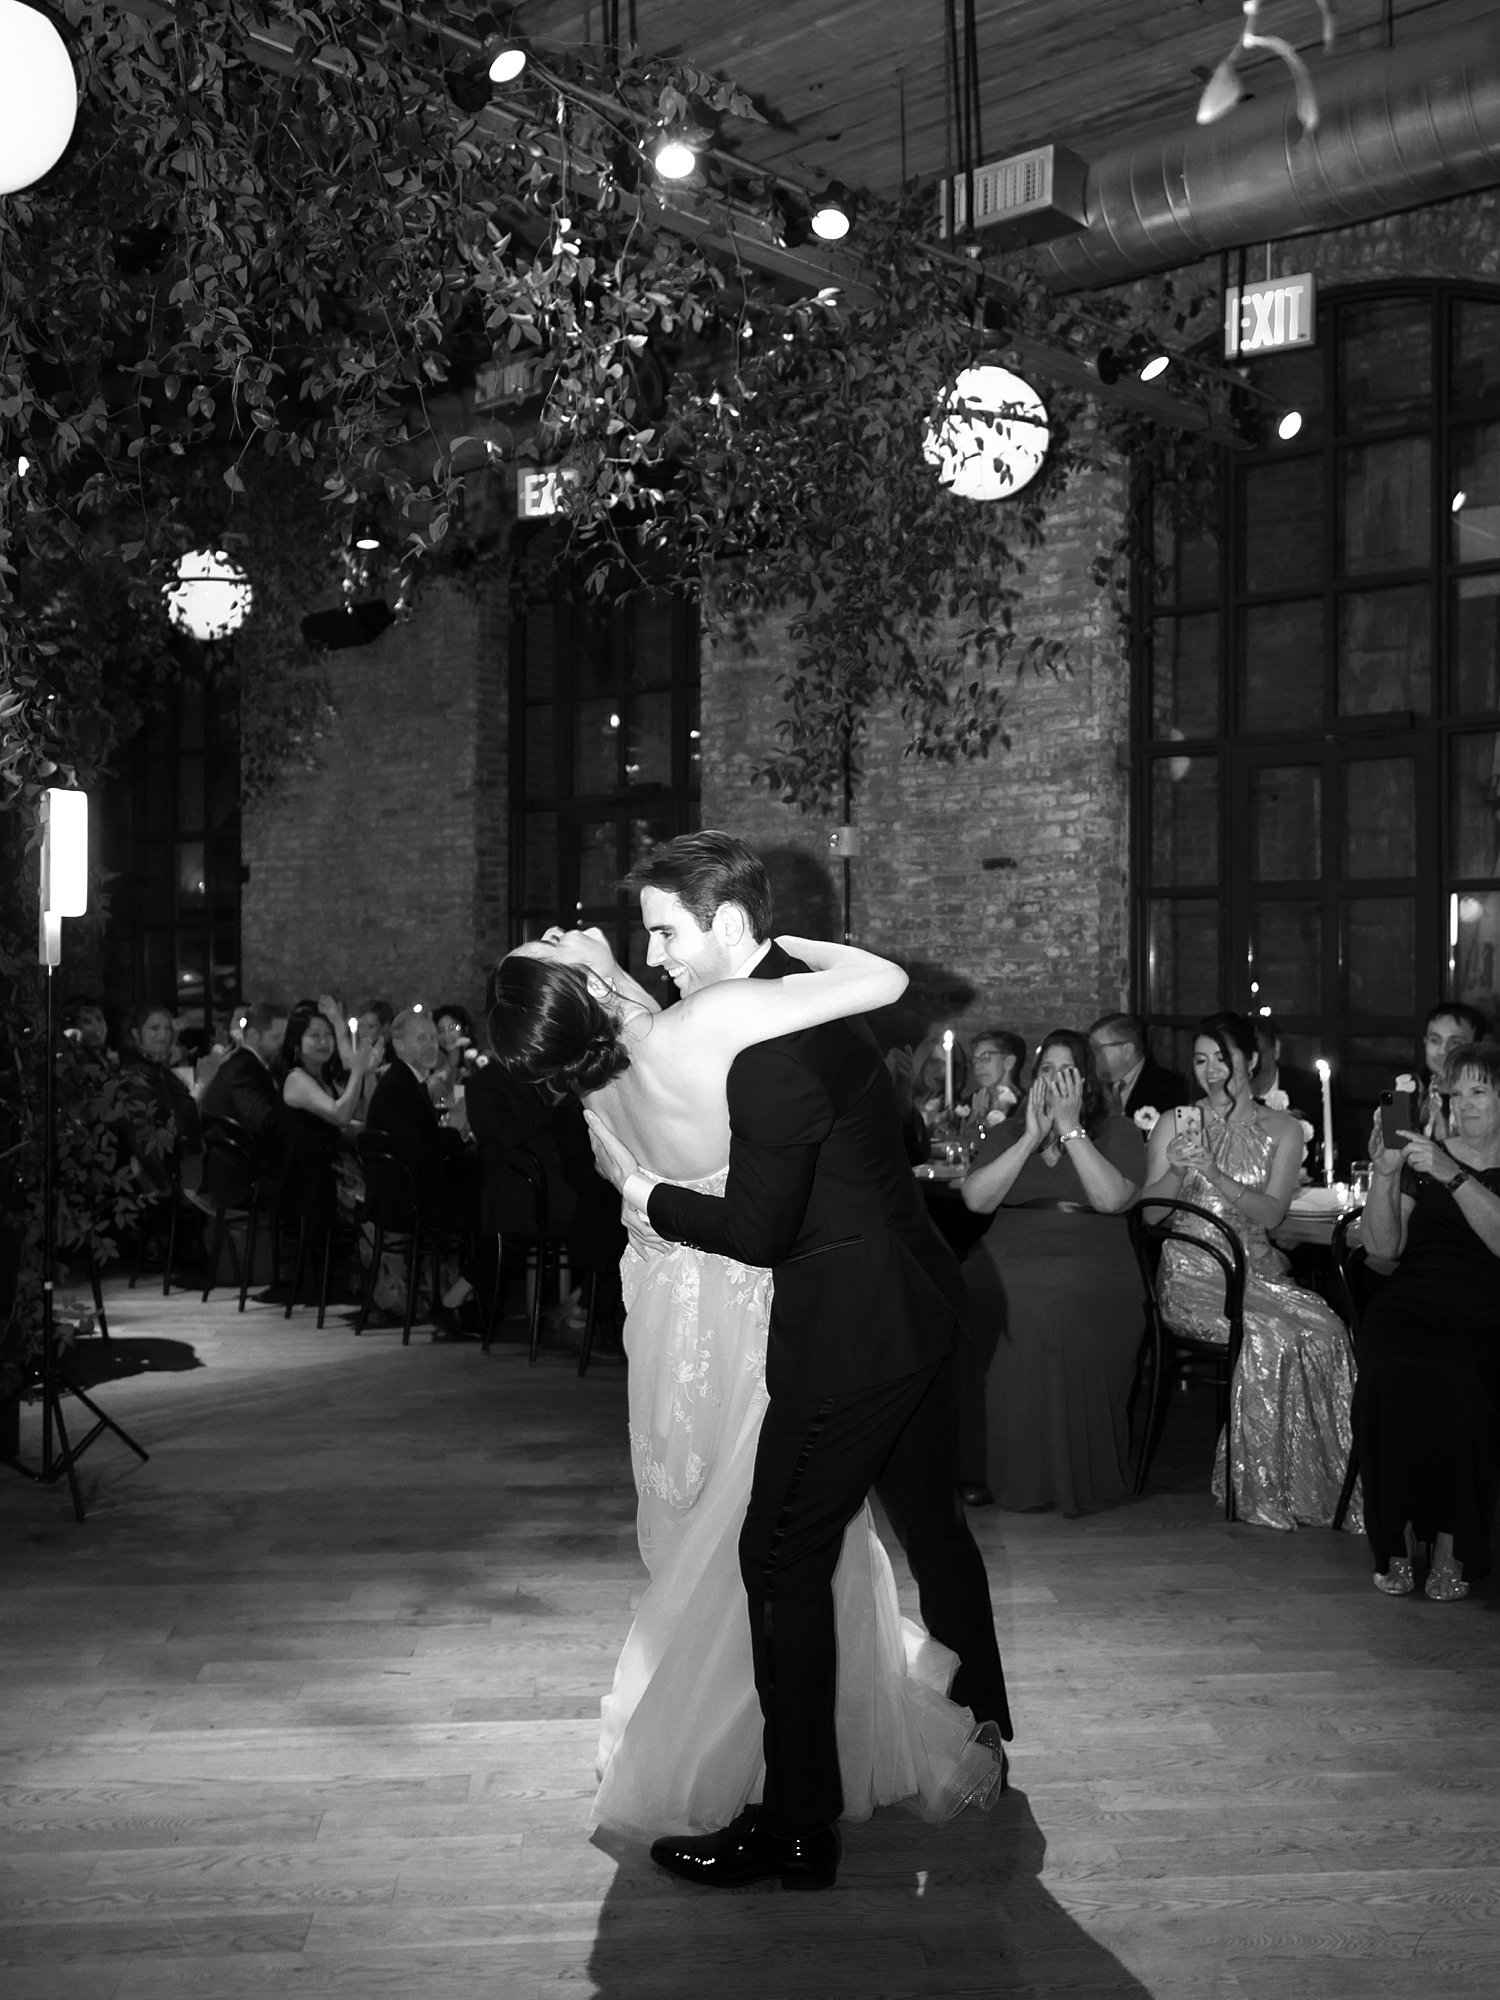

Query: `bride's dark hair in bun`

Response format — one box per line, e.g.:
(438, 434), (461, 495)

(486, 953), (631, 1095)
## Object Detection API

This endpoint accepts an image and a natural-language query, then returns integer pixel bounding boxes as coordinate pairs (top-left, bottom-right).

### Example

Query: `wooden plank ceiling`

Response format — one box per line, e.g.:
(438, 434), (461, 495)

(517, 0), (1494, 201)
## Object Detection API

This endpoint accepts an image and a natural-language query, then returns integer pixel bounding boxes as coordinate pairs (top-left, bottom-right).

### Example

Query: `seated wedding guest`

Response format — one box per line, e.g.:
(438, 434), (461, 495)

(1354, 1041), (1500, 1601)
(365, 1007), (481, 1231)
(1417, 1000), (1490, 1137)
(280, 999), (377, 1146)
(198, 1000), (311, 1206)
(61, 995), (117, 1066)
(1139, 1010), (1357, 1531)
(354, 996), (394, 1113)
(117, 1001), (203, 1193)
(1088, 1011), (1189, 1120)
(430, 1002), (476, 1108)
(192, 1005), (248, 1101)
(959, 1029), (1145, 1515)
(959, 1028), (1026, 1150)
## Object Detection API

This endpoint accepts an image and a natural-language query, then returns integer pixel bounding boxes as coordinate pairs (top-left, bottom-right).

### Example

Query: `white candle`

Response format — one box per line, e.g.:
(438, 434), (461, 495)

(1315, 1057), (1334, 1186)
(942, 1029), (955, 1111)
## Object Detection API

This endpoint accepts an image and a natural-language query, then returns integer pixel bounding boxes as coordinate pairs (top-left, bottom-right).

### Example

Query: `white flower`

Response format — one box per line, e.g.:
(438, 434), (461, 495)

(1132, 1106), (1161, 1133)
(984, 1107), (1007, 1127)
(1297, 1118), (1316, 1144)
(1263, 1087), (1289, 1112)
(1395, 1073), (1418, 1094)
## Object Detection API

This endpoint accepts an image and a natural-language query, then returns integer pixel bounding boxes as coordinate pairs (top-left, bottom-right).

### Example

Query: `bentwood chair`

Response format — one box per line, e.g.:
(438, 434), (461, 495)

(1128, 1198), (1249, 1522)
(479, 1146), (600, 1368)
(356, 1132), (486, 1346)
(199, 1116), (284, 1311)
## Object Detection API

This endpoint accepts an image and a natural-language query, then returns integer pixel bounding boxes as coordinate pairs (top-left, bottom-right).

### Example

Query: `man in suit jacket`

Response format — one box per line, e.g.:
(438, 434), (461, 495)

(198, 1000), (301, 1205)
(590, 832), (1007, 1892)
(1088, 1012), (1191, 1121)
(364, 1009), (480, 1231)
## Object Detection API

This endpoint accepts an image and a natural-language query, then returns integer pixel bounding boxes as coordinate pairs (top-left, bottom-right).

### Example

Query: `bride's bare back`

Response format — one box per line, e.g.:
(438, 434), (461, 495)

(581, 936), (908, 1182)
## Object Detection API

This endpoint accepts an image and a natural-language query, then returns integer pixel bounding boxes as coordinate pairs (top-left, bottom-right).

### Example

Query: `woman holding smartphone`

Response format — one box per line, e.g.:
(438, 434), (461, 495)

(1353, 1040), (1500, 1600)
(1139, 1010), (1358, 1532)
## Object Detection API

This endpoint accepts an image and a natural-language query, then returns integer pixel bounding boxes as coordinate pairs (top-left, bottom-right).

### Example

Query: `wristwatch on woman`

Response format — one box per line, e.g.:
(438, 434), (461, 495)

(1447, 1166), (1472, 1195)
(1057, 1128), (1086, 1146)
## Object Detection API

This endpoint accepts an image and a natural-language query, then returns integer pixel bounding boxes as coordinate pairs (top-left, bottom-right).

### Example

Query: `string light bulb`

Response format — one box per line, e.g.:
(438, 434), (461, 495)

(488, 42), (526, 83)
(810, 181), (853, 242)
(653, 131), (697, 180)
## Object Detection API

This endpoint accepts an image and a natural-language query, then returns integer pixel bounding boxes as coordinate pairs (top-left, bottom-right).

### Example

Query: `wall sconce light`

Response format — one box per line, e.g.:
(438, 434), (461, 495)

(0, 0), (77, 195)
(923, 365), (1051, 501)
(165, 549), (254, 641)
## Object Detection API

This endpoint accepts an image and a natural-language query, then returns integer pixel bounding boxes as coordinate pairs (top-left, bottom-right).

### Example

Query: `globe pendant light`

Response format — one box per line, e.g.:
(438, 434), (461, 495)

(922, 365), (1050, 502)
(0, 0), (78, 195)
(165, 549), (254, 641)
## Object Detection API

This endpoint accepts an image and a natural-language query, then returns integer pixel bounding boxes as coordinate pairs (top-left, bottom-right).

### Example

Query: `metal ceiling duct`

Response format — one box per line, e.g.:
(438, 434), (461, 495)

(1039, 19), (1500, 290)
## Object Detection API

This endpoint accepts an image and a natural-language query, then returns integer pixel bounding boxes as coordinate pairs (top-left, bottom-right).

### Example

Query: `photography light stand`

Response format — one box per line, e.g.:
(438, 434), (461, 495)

(11, 789), (148, 1522)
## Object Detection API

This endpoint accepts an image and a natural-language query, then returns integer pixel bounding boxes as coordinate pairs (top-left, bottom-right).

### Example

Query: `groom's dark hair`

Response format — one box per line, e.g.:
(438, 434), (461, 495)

(623, 830), (774, 942)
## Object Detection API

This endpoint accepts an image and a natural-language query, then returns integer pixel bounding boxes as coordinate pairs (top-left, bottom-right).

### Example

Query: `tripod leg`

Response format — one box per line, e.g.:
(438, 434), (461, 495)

(44, 1381), (87, 1523)
(89, 1253), (110, 1343)
(164, 1193), (180, 1296)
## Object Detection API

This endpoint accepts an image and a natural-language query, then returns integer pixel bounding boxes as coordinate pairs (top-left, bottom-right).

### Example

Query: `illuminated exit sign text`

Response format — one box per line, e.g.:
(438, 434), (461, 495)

(1224, 272), (1316, 358)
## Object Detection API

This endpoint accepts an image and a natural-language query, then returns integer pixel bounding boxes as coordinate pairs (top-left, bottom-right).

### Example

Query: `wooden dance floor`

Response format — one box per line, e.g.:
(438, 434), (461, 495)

(4, 1282), (1500, 1999)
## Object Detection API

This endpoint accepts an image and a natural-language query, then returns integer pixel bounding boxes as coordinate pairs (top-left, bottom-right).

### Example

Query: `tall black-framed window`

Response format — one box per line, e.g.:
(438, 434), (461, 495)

(98, 671), (242, 1025)
(510, 551), (701, 983)
(1139, 282), (1500, 1113)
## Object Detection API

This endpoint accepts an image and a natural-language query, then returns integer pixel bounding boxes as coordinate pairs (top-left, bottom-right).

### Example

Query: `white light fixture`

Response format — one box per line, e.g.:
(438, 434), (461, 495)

(1139, 352), (1171, 382)
(1277, 409), (1303, 441)
(922, 365), (1050, 502)
(39, 786), (87, 966)
(0, 0), (77, 195)
(653, 132), (697, 180)
(488, 42), (526, 83)
(1452, 489), (1468, 513)
(165, 548), (253, 641)
(810, 181), (853, 242)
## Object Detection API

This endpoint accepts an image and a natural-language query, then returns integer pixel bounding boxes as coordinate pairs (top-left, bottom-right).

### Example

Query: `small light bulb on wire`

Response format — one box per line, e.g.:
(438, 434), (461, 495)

(654, 133), (696, 180)
(1276, 409), (1303, 441)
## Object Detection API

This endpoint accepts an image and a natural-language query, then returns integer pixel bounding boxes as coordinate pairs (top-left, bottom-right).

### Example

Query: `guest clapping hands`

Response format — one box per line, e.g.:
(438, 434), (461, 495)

(957, 1030), (1145, 1515)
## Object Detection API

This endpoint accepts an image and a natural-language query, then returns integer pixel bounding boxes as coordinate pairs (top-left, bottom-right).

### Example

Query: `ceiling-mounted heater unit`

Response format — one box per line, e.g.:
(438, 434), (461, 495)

(938, 142), (1089, 248)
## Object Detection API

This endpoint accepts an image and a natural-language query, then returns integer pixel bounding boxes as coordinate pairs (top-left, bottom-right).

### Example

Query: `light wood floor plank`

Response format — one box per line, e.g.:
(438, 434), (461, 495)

(3, 1282), (1500, 1998)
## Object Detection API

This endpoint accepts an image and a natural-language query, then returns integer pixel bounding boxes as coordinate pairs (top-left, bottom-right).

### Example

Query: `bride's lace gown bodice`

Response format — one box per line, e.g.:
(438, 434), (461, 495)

(596, 1171), (1000, 1834)
(1159, 1106), (1361, 1532)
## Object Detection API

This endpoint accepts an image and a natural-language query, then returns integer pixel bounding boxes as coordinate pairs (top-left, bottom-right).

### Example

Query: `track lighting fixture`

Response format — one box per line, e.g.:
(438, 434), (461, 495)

(487, 39), (527, 83)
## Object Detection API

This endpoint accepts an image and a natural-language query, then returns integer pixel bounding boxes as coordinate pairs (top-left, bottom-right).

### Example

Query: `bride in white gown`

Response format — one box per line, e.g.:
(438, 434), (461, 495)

(489, 926), (1004, 1836)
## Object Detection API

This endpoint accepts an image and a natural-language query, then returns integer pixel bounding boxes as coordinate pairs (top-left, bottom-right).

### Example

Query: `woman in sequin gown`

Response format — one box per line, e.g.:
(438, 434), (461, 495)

(488, 926), (1004, 1837)
(1140, 1012), (1360, 1532)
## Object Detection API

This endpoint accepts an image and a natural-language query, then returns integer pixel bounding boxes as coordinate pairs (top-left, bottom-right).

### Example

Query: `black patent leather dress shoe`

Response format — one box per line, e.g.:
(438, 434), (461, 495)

(649, 1806), (840, 1890)
(958, 1483), (994, 1507)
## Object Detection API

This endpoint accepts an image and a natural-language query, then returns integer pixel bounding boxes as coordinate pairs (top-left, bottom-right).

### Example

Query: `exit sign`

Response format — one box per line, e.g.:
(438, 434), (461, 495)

(1224, 273), (1316, 358)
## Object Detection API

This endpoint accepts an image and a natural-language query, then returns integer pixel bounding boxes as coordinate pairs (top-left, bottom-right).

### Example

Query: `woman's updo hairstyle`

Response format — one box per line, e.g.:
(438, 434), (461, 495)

(487, 952), (631, 1096)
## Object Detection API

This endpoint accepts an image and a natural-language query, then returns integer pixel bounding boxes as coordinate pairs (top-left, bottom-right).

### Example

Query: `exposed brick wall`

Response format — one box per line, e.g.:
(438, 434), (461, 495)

(242, 578), (498, 1018)
(700, 450), (1132, 1054)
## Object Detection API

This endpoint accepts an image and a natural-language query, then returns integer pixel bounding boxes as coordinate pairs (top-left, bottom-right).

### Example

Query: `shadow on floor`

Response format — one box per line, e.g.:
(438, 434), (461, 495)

(586, 1788), (1152, 1998)
(64, 1336), (203, 1388)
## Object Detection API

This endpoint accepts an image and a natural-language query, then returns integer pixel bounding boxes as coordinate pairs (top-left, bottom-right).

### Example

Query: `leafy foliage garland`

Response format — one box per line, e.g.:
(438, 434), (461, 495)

(0, 1), (1176, 1368)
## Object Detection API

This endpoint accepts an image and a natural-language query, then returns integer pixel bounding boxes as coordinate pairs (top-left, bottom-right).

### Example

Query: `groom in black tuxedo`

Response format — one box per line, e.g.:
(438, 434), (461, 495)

(590, 832), (1009, 1891)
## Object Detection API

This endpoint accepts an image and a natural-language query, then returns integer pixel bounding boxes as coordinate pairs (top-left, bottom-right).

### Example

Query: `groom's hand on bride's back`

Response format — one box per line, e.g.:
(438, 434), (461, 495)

(585, 1109), (637, 1193)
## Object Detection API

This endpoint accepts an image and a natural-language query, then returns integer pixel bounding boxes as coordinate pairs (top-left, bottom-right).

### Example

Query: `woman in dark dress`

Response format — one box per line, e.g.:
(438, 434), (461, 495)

(1355, 1041), (1500, 1600)
(117, 1001), (202, 1193)
(959, 1029), (1145, 1515)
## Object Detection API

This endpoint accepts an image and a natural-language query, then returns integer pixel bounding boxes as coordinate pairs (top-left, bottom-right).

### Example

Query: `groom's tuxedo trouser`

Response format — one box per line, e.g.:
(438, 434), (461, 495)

(739, 1357), (946, 1833)
(873, 1350), (1012, 1740)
